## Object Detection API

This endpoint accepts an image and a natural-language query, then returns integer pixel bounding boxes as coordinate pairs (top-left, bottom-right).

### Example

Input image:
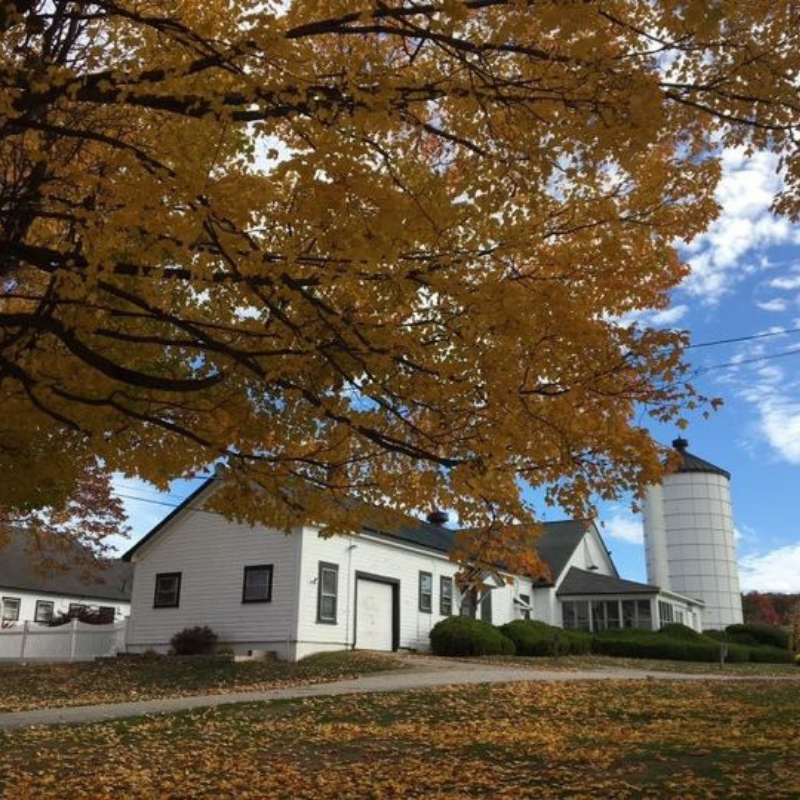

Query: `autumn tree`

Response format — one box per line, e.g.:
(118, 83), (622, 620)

(3, 1), (800, 570)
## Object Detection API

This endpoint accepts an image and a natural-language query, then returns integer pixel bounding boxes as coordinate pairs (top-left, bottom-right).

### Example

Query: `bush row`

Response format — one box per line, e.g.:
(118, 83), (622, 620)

(429, 618), (795, 664)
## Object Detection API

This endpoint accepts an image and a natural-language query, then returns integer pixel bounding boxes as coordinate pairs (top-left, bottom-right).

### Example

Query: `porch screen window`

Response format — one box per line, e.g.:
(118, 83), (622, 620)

(419, 572), (433, 613)
(153, 572), (181, 608)
(317, 562), (339, 623)
(242, 565), (273, 603)
(34, 601), (54, 623)
(562, 600), (590, 631)
(658, 600), (676, 626)
(440, 576), (453, 616)
(636, 599), (652, 629)
(592, 600), (622, 631)
(1, 597), (20, 623)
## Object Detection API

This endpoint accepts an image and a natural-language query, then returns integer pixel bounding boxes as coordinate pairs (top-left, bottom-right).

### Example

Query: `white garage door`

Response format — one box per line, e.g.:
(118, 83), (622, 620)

(355, 579), (394, 651)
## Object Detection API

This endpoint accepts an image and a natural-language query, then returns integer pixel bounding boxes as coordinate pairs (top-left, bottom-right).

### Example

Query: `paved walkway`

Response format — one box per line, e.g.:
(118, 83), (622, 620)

(1, 655), (796, 731)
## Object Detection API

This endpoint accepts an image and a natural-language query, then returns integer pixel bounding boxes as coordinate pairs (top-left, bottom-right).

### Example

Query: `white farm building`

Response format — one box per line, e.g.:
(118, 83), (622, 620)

(122, 445), (736, 660)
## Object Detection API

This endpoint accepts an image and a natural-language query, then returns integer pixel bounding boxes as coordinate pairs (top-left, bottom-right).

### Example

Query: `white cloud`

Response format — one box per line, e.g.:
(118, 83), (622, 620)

(682, 148), (793, 304)
(769, 273), (800, 290)
(756, 298), (788, 312)
(649, 304), (689, 326)
(739, 543), (800, 592)
(603, 513), (644, 544)
(754, 395), (800, 463)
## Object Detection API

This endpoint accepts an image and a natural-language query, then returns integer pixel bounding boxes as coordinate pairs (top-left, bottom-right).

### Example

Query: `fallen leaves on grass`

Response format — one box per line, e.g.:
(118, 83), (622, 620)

(0, 651), (401, 712)
(1, 680), (799, 798)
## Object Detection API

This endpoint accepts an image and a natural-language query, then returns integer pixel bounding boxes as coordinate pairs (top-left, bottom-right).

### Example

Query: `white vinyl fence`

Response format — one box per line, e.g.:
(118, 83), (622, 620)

(0, 619), (128, 662)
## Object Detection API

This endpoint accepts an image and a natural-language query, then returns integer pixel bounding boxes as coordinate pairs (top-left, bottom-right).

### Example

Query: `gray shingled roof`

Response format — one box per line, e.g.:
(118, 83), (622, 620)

(364, 517), (591, 583)
(556, 566), (658, 596)
(671, 438), (730, 480)
(0, 529), (132, 601)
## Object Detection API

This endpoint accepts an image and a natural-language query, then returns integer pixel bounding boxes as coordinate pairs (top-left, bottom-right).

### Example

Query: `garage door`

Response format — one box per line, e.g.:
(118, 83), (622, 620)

(355, 579), (394, 651)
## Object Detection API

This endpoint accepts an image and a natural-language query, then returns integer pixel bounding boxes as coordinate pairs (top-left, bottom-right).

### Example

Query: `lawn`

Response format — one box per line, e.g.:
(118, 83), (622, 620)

(0, 650), (402, 712)
(480, 653), (800, 677)
(1, 680), (798, 798)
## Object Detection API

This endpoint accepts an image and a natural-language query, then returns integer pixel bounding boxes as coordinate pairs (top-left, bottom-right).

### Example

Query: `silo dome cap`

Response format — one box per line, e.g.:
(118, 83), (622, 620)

(670, 438), (730, 479)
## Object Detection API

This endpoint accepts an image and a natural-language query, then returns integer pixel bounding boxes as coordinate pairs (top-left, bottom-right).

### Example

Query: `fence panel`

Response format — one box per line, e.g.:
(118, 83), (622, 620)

(0, 620), (128, 662)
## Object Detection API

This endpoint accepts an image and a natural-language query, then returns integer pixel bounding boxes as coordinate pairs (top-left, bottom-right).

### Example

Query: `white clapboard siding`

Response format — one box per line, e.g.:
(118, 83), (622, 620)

(127, 506), (302, 660)
(294, 527), (534, 659)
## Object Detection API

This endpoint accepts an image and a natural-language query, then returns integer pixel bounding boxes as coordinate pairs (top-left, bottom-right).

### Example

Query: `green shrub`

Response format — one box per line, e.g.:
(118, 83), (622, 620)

(593, 627), (653, 639)
(726, 632), (761, 648)
(591, 632), (729, 663)
(170, 625), (219, 655)
(500, 620), (591, 656)
(726, 623), (789, 650)
(658, 623), (705, 641)
(746, 645), (795, 664)
(429, 617), (515, 657)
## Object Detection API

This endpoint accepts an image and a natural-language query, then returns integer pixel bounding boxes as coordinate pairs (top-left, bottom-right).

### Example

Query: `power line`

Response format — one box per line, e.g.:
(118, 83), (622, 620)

(686, 325), (800, 350)
(696, 345), (800, 374)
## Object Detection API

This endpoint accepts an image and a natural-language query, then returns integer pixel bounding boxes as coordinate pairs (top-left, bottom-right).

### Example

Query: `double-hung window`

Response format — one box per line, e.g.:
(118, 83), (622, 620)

(317, 562), (339, 623)
(34, 600), (54, 624)
(153, 572), (182, 608)
(242, 565), (273, 603)
(419, 572), (433, 613)
(440, 576), (453, 616)
(1, 597), (20, 623)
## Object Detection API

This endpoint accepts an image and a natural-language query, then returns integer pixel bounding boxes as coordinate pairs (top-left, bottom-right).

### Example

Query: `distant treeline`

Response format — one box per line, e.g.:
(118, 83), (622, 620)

(742, 592), (800, 627)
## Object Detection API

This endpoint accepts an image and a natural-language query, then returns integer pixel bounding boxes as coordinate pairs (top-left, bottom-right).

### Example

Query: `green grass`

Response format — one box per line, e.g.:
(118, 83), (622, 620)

(476, 653), (800, 676)
(1, 680), (798, 798)
(0, 650), (403, 712)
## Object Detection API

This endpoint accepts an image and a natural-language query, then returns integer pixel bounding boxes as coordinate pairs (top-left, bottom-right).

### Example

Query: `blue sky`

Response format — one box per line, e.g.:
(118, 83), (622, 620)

(113, 147), (800, 594)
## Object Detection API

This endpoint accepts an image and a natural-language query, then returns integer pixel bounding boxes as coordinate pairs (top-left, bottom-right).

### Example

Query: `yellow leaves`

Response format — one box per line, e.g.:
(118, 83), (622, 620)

(5, 0), (800, 563)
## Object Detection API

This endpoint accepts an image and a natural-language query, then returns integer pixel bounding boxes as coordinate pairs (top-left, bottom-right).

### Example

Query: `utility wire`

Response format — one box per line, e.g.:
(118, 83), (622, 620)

(696, 345), (800, 374)
(686, 325), (800, 350)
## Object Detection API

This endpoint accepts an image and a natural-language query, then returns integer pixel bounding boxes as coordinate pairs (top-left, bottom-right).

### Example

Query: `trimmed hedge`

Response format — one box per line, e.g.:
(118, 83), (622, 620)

(745, 645), (795, 664)
(726, 623), (789, 650)
(429, 616), (515, 657)
(658, 623), (706, 641)
(500, 620), (591, 656)
(591, 632), (727, 662)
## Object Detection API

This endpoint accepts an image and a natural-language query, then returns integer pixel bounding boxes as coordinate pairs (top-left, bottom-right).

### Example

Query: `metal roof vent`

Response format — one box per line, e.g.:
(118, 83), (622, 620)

(426, 510), (449, 526)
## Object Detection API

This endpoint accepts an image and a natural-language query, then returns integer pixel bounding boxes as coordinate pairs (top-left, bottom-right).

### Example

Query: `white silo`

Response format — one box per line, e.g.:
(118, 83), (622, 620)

(643, 438), (743, 630)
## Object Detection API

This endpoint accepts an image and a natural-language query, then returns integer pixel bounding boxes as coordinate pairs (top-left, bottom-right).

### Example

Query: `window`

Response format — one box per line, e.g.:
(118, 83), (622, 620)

(460, 588), (477, 618)
(419, 572), (433, 613)
(519, 593), (531, 621)
(440, 576), (453, 616)
(622, 599), (653, 630)
(480, 590), (493, 623)
(242, 565), (273, 603)
(317, 562), (339, 624)
(658, 600), (674, 626)
(153, 572), (182, 608)
(562, 600), (590, 631)
(98, 606), (115, 623)
(592, 600), (622, 631)
(1, 597), (20, 623)
(68, 603), (87, 617)
(34, 601), (54, 624)
(636, 599), (652, 629)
